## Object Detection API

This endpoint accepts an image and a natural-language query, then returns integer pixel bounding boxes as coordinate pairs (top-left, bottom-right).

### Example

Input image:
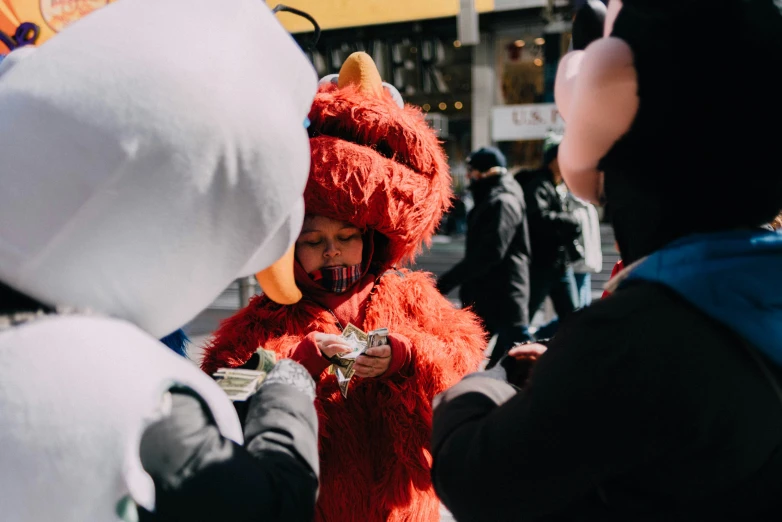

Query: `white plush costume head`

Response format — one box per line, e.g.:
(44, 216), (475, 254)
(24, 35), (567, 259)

(0, 0), (316, 337)
(0, 1), (318, 519)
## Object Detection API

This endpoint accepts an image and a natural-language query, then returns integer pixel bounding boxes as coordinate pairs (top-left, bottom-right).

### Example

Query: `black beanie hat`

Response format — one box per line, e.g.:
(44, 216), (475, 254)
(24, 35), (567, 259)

(466, 147), (506, 173)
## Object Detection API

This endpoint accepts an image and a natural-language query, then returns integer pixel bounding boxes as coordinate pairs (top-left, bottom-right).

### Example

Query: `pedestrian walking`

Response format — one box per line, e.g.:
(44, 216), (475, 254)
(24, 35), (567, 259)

(515, 136), (581, 339)
(437, 146), (532, 368)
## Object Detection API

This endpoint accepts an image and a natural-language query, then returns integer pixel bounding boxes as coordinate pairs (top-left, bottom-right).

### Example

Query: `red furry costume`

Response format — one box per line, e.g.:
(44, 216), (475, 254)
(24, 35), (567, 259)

(202, 53), (487, 522)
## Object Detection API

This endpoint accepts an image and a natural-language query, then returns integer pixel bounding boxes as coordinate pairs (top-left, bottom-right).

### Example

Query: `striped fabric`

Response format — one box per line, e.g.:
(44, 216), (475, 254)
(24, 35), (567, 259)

(309, 264), (362, 294)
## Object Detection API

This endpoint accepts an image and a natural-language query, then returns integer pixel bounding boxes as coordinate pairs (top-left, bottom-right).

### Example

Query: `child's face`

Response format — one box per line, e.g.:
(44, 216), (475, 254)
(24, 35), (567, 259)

(295, 215), (364, 273)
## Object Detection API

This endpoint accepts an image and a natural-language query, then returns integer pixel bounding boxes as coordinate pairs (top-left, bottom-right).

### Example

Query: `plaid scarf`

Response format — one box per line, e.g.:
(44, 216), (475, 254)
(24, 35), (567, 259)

(309, 264), (363, 294)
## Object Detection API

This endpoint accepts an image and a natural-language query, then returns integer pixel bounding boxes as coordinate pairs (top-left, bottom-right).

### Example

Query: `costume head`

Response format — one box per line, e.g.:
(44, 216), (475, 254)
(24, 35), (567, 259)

(0, 0), (318, 338)
(302, 52), (452, 274)
(557, 0), (782, 263)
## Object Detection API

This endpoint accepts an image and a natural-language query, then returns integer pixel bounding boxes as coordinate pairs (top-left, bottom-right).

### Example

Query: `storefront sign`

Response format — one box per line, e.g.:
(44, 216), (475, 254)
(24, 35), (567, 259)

(491, 103), (564, 141)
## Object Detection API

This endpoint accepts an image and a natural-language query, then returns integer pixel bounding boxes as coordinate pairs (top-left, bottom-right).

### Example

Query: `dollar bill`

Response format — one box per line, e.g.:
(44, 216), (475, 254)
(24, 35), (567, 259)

(330, 324), (390, 398)
(247, 347), (277, 373)
(213, 368), (267, 402)
(335, 367), (352, 398)
(366, 327), (389, 350)
(340, 322), (368, 357)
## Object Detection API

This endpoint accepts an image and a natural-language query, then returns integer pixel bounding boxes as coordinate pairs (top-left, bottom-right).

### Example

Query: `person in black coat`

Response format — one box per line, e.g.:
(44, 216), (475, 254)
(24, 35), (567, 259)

(430, 1), (782, 520)
(437, 147), (532, 368)
(515, 139), (581, 335)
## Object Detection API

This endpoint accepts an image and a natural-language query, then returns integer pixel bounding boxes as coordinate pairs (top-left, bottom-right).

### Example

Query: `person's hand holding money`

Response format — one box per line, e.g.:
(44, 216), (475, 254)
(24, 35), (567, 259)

(313, 332), (354, 359)
(354, 343), (391, 378)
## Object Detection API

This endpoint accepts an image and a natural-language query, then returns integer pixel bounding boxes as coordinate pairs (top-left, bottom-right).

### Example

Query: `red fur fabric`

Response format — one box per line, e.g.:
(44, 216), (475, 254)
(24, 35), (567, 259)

(202, 270), (486, 521)
(306, 84), (452, 266)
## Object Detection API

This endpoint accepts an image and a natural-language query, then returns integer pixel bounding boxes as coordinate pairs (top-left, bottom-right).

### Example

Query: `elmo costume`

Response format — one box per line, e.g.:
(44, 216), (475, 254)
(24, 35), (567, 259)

(202, 52), (487, 522)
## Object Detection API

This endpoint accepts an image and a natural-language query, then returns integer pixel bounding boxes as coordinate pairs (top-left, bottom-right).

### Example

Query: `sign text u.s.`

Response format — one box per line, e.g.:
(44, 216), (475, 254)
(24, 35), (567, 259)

(491, 103), (565, 141)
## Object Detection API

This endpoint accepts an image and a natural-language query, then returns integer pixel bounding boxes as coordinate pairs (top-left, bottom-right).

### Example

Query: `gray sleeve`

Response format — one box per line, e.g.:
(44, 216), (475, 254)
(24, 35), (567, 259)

(244, 363), (319, 480)
(139, 363), (319, 522)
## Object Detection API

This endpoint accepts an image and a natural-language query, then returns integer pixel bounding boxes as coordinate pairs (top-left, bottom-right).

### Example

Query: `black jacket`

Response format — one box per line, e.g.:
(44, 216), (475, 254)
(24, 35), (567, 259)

(437, 174), (531, 330)
(516, 168), (581, 268)
(431, 281), (782, 521)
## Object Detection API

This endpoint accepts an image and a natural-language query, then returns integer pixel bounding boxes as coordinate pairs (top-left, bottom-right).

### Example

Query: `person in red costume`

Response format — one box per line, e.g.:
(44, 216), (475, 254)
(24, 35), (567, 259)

(201, 52), (487, 522)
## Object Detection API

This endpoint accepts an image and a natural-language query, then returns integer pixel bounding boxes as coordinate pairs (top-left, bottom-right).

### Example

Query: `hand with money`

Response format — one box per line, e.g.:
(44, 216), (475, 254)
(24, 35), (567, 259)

(313, 332), (354, 359)
(353, 343), (392, 378)
(213, 368), (267, 402)
(325, 323), (391, 397)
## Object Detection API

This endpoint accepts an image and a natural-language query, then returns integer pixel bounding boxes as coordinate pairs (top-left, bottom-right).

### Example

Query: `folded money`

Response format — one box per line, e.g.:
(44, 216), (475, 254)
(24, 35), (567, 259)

(330, 323), (389, 398)
(213, 368), (267, 402)
(245, 346), (277, 373)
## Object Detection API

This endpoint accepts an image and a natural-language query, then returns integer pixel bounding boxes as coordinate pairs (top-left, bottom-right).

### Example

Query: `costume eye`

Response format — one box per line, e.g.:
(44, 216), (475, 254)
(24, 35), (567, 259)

(318, 74), (339, 87)
(382, 82), (404, 108)
(318, 75), (404, 108)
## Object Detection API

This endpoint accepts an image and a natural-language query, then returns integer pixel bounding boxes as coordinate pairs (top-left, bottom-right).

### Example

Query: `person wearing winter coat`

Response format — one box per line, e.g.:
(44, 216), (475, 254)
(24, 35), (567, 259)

(515, 138), (581, 333)
(0, 1), (323, 521)
(201, 52), (487, 522)
(534, 185), (602, 338)
(430, 1), (782, 520)
(437, 146), (532, 369)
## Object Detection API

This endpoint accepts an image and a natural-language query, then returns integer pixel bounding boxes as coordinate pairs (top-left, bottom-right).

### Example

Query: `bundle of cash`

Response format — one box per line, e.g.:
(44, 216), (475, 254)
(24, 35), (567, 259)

(213, 368), (267, 402)
(247, 346), (277, 373)
(212, 347), (277, 402)
(330, 323), (389, 398)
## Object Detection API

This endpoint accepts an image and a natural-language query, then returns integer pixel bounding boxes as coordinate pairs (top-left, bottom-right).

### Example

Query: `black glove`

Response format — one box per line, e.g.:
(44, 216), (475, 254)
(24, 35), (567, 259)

(497, 354), (537, 389)
(498, 338), (551, 389)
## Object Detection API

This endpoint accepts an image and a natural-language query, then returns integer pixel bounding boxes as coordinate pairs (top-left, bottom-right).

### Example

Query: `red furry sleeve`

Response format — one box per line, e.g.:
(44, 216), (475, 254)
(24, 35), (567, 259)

(200, 296), (334, 375)
(363, 270), (488, 494)
(372, 270), (488, 397)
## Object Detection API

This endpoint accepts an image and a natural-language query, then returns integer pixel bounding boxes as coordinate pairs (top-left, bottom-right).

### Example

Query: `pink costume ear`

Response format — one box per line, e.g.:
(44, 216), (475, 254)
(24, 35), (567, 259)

(554, 50), (585, 123)
(604, 0), (623, 37)
(553, 36), (639, 203)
